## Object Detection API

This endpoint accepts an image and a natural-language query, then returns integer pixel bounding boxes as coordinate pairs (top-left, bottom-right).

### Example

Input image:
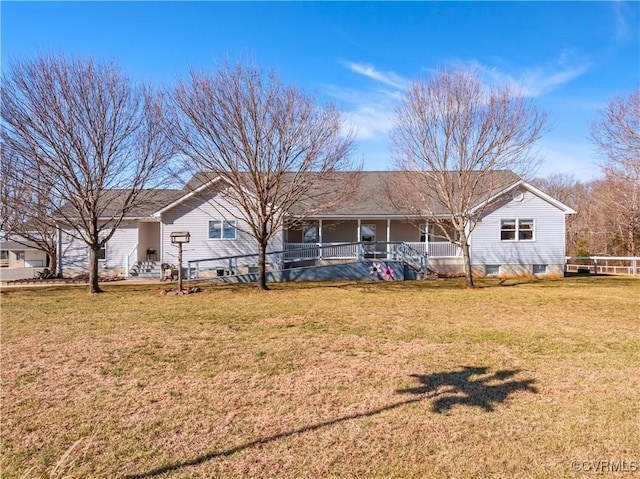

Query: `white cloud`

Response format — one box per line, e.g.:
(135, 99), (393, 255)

(327, 57), (594, 171)
(342, 61), (408, 89)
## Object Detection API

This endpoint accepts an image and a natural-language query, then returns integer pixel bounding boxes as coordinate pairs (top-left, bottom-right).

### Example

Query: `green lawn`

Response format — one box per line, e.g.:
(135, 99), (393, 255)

(1, 276), (639, 478)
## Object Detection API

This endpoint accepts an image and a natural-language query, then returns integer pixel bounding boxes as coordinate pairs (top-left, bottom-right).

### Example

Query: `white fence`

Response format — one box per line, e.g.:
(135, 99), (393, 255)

(565, 256), (638, 276)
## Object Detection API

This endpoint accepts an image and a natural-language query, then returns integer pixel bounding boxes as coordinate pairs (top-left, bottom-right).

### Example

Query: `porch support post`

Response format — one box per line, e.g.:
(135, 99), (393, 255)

(357, 219), (362, 260)
(318, 219), (323, 261)
(425, 220), (429, 255)
(386, 219), (391, 258)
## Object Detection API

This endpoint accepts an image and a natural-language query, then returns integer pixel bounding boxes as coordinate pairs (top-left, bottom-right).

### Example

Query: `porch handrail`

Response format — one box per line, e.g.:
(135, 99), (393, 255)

(125, 244), (137, 278)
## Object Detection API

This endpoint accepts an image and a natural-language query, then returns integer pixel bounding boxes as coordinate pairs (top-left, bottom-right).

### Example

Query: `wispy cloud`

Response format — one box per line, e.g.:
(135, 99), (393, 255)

(342, 61), (408, 89)
(612, 1), (633, 40)
(473, 52), (592, 97)
(326, 55), (593, 170)
(324, 84), (399, 140)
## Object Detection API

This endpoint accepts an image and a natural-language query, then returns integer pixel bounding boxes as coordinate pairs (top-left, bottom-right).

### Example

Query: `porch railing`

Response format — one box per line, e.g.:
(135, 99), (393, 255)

(124, 244), (138, 278)
(188, 241), (430, 280)
(286, 241), (461, 258)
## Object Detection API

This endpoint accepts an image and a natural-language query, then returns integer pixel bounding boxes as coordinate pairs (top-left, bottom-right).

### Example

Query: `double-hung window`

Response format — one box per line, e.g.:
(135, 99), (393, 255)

(209, 220), (237, 240)
(501, 219), (534, 241)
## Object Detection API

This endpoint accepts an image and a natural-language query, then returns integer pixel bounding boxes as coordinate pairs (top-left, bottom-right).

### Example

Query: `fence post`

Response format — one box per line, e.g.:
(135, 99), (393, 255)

(634, 257), (637, 276)
(593, 258), (598, 275)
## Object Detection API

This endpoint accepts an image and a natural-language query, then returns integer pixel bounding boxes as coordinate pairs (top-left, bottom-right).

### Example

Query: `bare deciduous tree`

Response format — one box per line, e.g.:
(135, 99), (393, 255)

(1, 55), (172, 293)
(169, 62), (357, 290)
(590, 88), (640, 256)
(591, 88), (640, 181)
(391, 67), (548, 287)
(0, 150), (59, 274)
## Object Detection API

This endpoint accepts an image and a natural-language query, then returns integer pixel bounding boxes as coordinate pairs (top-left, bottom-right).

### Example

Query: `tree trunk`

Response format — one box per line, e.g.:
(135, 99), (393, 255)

(89, 245), (104, 294)
(48, 250), (58, 276)
(461, 239), (475, 288)
(257, 241), (269, 291)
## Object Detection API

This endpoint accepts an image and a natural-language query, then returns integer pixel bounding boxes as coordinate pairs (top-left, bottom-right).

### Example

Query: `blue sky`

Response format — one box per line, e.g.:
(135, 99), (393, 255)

(2, 1), (638, 181)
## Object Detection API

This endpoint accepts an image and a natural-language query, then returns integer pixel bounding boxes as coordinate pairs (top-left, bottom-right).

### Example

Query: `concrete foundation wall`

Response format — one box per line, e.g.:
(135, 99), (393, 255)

(428, 258), (465, 274)
(195, 260), (409, 283)
(474, 263), (565, 278)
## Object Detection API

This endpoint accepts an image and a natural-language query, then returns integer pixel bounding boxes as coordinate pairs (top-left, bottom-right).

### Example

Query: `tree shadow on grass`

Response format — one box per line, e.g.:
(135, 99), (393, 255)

(125, 366), (536, 478)
(396, 366), (537, 413)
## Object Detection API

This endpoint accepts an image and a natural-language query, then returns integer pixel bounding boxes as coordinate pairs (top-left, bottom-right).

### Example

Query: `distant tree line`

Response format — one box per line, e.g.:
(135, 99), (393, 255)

(534, 89), (640, 258)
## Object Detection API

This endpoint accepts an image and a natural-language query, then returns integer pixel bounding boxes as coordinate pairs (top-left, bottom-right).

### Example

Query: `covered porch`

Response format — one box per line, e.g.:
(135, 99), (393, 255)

(284, 219), (462, 259)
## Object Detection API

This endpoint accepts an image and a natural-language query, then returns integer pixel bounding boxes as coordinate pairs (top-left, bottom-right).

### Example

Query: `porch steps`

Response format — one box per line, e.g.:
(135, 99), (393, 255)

(129, 261), (162, 279)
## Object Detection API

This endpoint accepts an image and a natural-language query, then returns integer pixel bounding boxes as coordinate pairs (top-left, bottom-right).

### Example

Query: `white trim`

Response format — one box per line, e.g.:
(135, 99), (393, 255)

(500, 218), (536, 242)
(470, 180), (577, 215)
(153, 177), (225, 216)
(208, 219), (237, 240)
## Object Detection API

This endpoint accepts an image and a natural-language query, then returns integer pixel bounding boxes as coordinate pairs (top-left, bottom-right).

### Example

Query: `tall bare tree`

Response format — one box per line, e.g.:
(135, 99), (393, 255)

(0, 150), (59, 274)
(591, 88), (640, 181)
(391, 67), (548, 287)
(1, 55), (173, 293)
(169, 62), (357, 290)
(590, 88), (640, 256)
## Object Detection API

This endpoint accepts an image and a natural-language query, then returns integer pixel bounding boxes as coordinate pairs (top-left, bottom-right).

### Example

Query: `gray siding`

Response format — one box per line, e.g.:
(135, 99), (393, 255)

(160, 187), (283, 267)
(470, 189), (567, 267)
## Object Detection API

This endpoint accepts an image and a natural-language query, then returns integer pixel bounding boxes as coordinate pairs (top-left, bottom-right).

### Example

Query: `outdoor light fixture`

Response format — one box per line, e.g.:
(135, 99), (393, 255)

(170, 231), (190, 291)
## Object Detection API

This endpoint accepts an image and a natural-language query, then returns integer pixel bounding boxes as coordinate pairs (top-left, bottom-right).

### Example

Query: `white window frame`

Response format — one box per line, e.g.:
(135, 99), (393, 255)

(485, 264), (500, 276)
(208, 220), (237, 240)
(500, 218), (535, 242)
(98, 239), (107, 262)
(533, 264), (547, 275)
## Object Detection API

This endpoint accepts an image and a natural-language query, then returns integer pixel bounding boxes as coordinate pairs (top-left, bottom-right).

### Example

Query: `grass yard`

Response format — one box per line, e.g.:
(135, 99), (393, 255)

(1, 276), (639, 478)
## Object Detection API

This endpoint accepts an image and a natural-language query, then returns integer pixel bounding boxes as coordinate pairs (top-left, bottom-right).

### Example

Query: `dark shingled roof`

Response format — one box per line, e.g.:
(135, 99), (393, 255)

(286, 170), (521, 216)
(57, 189), (184, 220)
(61, 170), (521, 220)
(0, 239), (41, 251)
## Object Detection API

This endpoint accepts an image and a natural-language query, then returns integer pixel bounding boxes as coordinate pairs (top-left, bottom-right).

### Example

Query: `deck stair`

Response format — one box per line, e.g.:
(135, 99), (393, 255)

(128, 261), (162, 279)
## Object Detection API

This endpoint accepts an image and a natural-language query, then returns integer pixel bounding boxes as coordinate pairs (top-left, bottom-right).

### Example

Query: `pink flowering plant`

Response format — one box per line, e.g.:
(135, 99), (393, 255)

(382, 264), (395, 281)
(369, 262), (396, 281)
(369, 262), (382, 278)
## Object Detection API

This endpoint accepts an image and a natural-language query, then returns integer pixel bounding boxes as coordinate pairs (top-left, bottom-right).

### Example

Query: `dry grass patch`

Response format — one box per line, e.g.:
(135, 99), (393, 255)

(1, 276), (639, 478)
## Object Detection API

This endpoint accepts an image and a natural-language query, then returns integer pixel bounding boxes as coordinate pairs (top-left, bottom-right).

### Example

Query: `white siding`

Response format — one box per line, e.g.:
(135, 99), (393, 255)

(24, 250), (47, 268)
(59, 222), (139, 271)
(104, 222), (138, 268)
(470, 188), (567, 267)
(160, 187), (284, 267)
(60, 228), (89, 270)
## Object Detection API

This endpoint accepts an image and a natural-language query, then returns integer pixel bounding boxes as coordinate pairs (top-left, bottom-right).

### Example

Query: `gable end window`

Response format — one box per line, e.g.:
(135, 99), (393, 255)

(501, 219), (534, 242)
(209, 220), (237, 240)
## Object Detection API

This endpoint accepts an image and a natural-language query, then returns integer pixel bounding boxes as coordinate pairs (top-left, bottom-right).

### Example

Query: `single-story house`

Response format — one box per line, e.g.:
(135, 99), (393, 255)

(0, 239), (48, 269)
(57, 171), (576, 281)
